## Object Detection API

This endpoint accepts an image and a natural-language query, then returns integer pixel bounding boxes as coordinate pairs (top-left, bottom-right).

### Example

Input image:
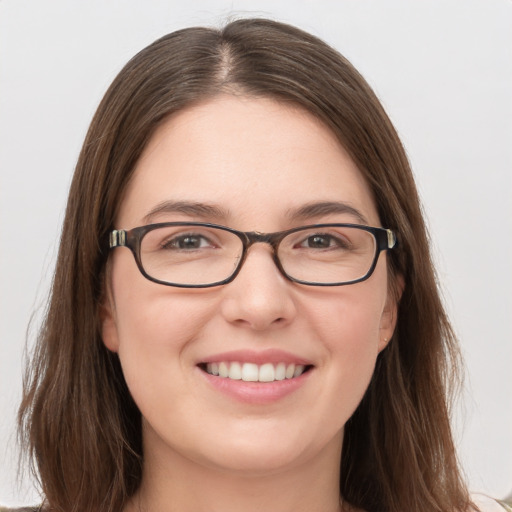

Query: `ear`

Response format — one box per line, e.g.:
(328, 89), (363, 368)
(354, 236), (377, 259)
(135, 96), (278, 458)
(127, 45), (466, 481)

(100, 295), (120, 353)
(378, 273), (404, 352)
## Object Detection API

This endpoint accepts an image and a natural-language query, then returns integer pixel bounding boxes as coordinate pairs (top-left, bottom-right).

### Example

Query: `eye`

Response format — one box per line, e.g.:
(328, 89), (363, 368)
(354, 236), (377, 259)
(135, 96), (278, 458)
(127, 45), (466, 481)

(302, 234), (333, 249)
(162, 233), (214, 250)
(297, 233), (349, 250)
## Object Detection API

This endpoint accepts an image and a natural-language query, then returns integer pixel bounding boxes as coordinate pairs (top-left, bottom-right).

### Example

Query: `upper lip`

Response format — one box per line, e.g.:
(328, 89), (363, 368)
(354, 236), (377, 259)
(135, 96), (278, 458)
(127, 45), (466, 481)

(197, 349), (313, 366)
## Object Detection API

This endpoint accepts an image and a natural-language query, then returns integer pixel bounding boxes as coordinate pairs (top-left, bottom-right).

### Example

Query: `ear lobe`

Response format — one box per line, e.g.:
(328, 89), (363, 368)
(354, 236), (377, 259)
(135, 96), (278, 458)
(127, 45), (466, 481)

(100, 299), (120, 353)
(378, 273), (404, 352)
(378, 308), (395, 352)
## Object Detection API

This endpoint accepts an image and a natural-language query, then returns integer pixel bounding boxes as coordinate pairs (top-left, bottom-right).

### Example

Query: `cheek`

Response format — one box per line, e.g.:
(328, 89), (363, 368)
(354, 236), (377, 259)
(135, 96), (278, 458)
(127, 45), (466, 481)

(108, 257), (217, 392)
(111, 289), (221, 426)
(113, 289), (213, 359)
(301, 277), (387, 399)
(110, 250), (213, 348)
(304, 282), (386, 352)
(322, 294), (382, 385)
(280, 284), (386, 449)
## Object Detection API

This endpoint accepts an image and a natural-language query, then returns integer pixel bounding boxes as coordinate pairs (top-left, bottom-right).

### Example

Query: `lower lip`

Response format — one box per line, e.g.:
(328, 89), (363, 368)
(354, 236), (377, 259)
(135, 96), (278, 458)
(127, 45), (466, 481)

(199, 367), (312, 404)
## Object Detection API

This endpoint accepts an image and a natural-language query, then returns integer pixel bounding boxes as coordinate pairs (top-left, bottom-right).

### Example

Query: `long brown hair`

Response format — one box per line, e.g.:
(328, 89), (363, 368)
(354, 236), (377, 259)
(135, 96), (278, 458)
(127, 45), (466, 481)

(19, 18), (471, 512)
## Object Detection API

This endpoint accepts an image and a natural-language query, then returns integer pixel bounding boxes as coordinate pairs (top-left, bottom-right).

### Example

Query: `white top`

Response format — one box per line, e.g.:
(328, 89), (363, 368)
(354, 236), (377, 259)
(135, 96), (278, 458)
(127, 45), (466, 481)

(472, 493), (512, 511)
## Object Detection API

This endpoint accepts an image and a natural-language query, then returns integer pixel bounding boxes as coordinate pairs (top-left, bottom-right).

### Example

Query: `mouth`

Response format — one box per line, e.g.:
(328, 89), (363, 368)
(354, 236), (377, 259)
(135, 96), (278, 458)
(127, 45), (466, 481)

(198, 361), (313, 383)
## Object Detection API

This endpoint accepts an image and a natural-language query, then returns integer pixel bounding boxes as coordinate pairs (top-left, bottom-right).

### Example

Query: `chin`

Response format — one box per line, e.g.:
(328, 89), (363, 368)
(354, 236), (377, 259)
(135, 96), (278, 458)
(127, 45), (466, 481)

(191, 425), (343, 477)
(203, 443), (311, 476)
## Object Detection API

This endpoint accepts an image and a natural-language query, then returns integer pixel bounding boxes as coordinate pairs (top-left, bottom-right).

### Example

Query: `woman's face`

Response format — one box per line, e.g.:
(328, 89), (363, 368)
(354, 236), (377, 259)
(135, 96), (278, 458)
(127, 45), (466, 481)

(102, 95), (398, 476)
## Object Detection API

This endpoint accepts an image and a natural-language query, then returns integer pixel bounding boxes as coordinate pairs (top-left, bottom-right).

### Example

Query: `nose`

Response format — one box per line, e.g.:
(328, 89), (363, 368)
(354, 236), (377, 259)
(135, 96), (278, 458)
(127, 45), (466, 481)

(220, 244), (297, 331)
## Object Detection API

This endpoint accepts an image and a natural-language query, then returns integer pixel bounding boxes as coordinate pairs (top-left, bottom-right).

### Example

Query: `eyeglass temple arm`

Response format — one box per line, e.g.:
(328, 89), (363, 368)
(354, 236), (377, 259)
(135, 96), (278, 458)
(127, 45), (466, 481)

(110, 229), (127, 248)
(385, 229), (397, 249)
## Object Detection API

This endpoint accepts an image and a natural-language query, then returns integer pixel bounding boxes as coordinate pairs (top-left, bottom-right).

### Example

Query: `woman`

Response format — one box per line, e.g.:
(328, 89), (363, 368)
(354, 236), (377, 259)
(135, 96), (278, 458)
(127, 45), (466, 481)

(15, 18), (510, 512)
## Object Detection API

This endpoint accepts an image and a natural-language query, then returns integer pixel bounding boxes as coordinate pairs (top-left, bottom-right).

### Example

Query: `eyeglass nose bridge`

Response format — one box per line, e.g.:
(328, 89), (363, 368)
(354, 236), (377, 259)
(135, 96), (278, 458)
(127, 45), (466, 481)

(234, 230), (290, 281)
(242, 230), (284, 247)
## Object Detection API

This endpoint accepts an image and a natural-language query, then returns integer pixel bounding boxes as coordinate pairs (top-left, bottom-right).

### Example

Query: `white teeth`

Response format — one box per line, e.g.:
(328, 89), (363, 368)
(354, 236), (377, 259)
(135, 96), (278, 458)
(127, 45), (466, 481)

(241, 363), (259, 382)
(218, 362), (229, 378)
(258, 363), (275, 382)
(204, 362), (308, 382)
(228, 361), (242, 380)
(275, 362), (286, 381)
(293, 365), (305, 378)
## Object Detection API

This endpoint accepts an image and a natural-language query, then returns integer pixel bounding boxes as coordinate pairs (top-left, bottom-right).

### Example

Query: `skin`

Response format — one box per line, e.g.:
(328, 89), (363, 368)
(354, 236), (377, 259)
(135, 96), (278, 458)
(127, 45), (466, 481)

(102, 95), (399, 512)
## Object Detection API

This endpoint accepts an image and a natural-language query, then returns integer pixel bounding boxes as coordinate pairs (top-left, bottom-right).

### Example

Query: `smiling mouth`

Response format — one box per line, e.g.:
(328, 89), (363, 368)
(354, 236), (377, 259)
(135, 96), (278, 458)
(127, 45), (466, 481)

(199, 362), (312, 383)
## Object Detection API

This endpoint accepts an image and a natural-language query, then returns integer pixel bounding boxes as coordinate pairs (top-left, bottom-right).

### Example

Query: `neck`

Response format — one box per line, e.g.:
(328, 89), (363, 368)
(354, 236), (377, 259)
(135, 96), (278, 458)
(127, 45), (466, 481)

(126, 429), (344, 512)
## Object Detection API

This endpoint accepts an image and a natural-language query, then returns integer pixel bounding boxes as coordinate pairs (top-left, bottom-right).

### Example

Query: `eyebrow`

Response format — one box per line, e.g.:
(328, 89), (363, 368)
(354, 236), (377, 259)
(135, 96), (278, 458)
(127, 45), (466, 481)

(142, 199), (369, 226)
(287, 201), (369, 225)
(143, 200), (230, 224)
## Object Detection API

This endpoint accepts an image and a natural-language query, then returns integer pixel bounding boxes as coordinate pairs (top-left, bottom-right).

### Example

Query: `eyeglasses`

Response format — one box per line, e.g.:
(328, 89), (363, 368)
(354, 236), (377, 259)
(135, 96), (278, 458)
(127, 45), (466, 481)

(109, 222), (397, 288)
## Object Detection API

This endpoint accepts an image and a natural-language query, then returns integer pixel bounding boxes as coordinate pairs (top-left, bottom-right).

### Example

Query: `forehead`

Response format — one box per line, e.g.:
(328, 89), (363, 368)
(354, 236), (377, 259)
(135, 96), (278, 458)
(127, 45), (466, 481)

(117, 95), (379, 229)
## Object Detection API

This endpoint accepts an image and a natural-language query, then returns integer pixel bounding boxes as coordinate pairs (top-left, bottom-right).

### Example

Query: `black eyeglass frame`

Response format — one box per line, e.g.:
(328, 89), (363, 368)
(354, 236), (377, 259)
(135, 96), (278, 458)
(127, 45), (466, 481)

(109, 222), (397, 288)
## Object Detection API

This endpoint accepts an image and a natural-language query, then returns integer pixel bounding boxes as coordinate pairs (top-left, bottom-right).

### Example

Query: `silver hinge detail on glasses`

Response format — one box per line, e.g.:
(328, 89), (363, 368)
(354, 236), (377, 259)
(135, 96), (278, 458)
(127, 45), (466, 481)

(110, 230), (126, 248)
(386, 229), (397, 249)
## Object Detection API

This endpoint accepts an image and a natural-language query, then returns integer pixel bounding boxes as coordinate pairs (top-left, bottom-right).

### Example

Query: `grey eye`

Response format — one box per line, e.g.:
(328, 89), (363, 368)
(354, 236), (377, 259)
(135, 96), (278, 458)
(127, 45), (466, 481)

(163, 234), (212, 250)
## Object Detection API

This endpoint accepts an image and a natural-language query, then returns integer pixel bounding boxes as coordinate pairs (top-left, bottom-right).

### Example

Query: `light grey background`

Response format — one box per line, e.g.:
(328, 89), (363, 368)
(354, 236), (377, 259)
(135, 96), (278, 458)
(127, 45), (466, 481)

(1, 0), (511, 507)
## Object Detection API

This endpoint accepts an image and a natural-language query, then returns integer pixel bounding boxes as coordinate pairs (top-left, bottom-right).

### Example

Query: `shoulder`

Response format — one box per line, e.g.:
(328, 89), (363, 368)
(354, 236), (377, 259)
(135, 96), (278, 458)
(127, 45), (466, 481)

(471, 493), (512, 512)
